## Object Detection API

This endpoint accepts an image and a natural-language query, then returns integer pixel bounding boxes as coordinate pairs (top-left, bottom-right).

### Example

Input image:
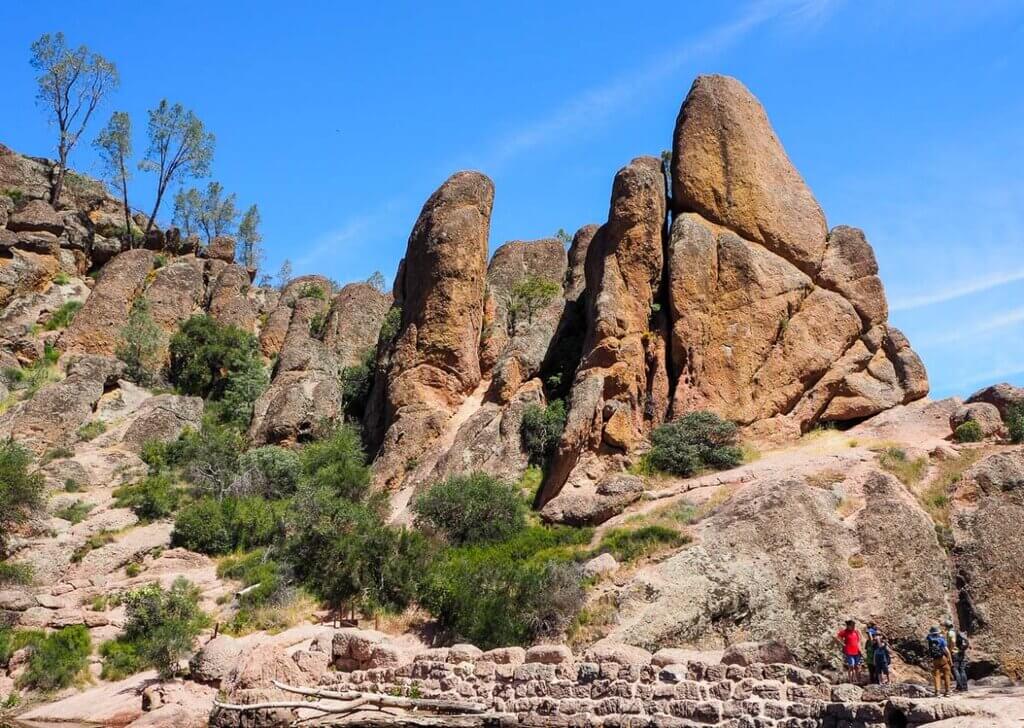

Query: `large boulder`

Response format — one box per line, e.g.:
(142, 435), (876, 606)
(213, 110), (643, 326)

(540, 157), (667, 505)
(671, 74), (827, 274)
(0, 355), (124, 454)
(322, 282), (391, 369)
(120, 394), (204, 452)
(949, 402), (1005, 439)
(248, 369), (341, 445)
(366, 171), (494, 489)
(951, 449), (1024, 678)
(7, 199), (65, 236)
(144, 256), (206, 335)
(540, 472), (644, 526)
(203, 235), (236, 263)
(0, 249), (59, 308)
(61, 249), (156, 355)
(481, 239), (567, 404)
(275, 296), (333, 375)
(0, 145), (53, 200)
(966, 382), (1024, 420)
(565, 224), (598, 302)
(259, 303), (293, 358)
(207, 264), (258, 333)
(605, 470), (951, 670)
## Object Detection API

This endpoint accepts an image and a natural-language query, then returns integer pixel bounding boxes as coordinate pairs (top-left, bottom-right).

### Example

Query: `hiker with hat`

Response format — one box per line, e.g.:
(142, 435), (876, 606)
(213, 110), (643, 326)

(926, 625), (953, 696)
(944, 618), (970, 692)
(873, 634), (892, 685)
(864, 622), (878, 684)
(835, 619), (863, 683)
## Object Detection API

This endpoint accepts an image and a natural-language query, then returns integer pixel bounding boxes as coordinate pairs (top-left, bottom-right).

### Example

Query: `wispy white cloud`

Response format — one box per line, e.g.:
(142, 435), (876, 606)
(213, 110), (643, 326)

(917, 306), (1024, 347)
(890, 267), (1024, 311)
(475, 0), (841, 169)
(293, 197), (404, 272)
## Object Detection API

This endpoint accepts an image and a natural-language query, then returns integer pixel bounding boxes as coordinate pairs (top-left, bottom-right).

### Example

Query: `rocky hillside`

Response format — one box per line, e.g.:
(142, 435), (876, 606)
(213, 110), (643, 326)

(1, 74), (1023, 727)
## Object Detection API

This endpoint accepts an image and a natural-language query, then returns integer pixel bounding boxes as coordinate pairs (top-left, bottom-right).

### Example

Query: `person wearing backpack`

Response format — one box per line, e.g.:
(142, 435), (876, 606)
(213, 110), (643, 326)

(945, 619), (970, 692)
(926, 626), (953, 696)
(873, 634), (892, 685)
(864, 623), (878, 683)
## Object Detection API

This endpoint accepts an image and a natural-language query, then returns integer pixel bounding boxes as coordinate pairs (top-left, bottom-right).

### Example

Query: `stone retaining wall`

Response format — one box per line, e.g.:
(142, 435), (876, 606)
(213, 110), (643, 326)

(210, 632), (976, 728)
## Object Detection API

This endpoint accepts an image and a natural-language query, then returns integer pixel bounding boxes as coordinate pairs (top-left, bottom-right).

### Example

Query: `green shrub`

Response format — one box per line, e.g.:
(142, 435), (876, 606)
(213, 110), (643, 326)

(378, 306), (402, 346)
(217, 549), (289, 608)
(167, 417), (244, 494)
(413, 472), (527, 545)
(117, 297), (165, 386)
(39, 446), (73, 465)
(4, 189), (24, 205)
(520, 400), (566, 467)
(0, 441), (45, 557)
(235, 446), (301, 498)
(339, 350), (374, 419)
(593, 525), (688, 562)
(309, 311), (328, 338)
(125, 562), (142, 577)
(17, 625), (91, 691)
(0, 561), (34, 586)
(0, 628), (45, 668)
(296, 283), (326, 300)
(1007, 403), (1024, 444)
(153, 254), (167, 269)
(53, 500), (93, 525)
(71, 531), (117, 562)
(506, 275), (561, 335)
(44, 300), (83, 330)
(953, 420), (984, 443)
(114, 474), (181, 520)
(646, 411), (743, 477)
(101, 578), (209, 679)
(53, 272), (71, 285)
(167, 315), (265, 413)
(64, 478), (82, 492)
(420, 526), (589, 648)
(172, 496), (285, 555)
(877, 446), (928, 486)
(299, 425), (371, 503)
(76, 420), (107, 442)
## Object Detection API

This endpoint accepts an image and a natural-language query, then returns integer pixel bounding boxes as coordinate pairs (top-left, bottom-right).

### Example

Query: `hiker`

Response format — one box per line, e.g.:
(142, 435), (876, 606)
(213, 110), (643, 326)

(945, 619), (970, 692)
(926, 626), (953, 696)
(864, 623), (878, 684)
(835, 619), (863, 683)
(873, 635), (892, 685)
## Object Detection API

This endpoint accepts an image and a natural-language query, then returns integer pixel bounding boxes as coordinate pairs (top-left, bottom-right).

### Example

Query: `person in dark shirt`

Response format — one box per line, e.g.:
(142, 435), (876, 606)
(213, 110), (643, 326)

(873, 635), (892, 685)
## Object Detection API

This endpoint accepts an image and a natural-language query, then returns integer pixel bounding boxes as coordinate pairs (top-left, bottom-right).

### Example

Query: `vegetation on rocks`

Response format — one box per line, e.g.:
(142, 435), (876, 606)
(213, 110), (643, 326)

(520, 399), (566, 468)
(117, 297), (164, 386)
(43, 300), (82, 330)
(643, 411), (743, 477)
(953, 420), (983, 443)
(877, 446), (928, 486)
(0, 441), (45, 557)
(1007, 403), (1024, 444)
(15, 625), (92, 691)
(413, 473), (528, 546)
(114, 473), (181, 520)
(592, 525), (689, 562)
(100, 578), (209, 679)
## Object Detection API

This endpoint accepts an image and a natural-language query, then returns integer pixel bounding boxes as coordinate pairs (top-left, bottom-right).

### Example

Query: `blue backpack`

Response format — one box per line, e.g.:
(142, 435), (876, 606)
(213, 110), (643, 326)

(926, 633), (946, 658)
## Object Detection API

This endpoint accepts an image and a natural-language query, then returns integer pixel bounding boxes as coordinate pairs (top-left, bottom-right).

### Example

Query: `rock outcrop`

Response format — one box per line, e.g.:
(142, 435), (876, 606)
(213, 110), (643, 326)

(366, 171), (494, 489)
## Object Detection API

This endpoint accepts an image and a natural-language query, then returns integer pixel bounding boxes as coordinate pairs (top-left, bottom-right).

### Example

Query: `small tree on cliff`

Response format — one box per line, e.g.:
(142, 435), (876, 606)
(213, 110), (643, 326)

(238, 204), (263, 270)
(506, 275), (561, 335)
(117, 297), (164, 386)
(171, 187), (202, 237)
(93, 111), (133, 244)
(139, 100), (214, 237)
(197, 181), (238, 243)
(30, 32), (119, 207)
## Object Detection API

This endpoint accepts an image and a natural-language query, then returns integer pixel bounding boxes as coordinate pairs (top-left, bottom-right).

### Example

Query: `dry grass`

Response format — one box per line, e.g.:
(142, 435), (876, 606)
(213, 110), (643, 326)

(373, 606), (432, 636)
(848, 554), (866, 569)
(876, 447), (929, 486)
(635, 484), (739, 530)
(226, 591), (320, 636)
(805, 468), (846, 489)
(918, 449), (986, 527)
(836, 497), (862, 519)
(567, 594), (618, 648)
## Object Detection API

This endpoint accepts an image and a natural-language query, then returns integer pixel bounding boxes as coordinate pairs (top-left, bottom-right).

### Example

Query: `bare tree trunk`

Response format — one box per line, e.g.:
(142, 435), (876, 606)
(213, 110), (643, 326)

(146, 183), (166, 238)
(120, 156), (132, 247)
(51, 157), (67, 208)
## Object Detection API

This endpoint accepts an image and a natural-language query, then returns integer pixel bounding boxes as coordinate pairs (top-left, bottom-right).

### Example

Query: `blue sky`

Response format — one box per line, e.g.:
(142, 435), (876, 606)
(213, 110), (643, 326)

(2, 0), (1022, 398)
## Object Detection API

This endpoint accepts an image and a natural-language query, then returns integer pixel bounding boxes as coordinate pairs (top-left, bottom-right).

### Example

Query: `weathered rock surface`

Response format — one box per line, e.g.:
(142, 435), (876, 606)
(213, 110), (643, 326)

(203, 235), (236, 263)
(966, 382), (1024, 420)
(61, 249), (156, 355)
(540, 472), (644, 526)
(207, 264), (258, 333)
(7, 198), (65, 235)
(322, 282), (391, 369)
(952, 449), (1024, 679)
(367, 171), (494, 489)
(950, 402), (1005, 439)
(144, 256), (206, 335)
(249, 369), (341, 445)
(541, 156), (667, 505)
(672, 74), (827, 273)
(120, 394), (204, 452)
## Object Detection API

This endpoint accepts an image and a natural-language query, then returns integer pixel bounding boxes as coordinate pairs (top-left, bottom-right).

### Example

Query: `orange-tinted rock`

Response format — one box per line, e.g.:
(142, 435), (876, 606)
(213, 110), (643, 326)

(323, 282), (391, 369)
(208, 264), (258, 333)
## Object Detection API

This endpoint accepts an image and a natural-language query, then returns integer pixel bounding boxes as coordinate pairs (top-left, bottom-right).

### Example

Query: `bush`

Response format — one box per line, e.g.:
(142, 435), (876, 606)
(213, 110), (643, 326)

(594, 525), (688, 562)
(0, 561), (34, 586)
(234, 446), (301, 498)
(1007, 403), (1024, 444)
(378, 306), (402, 347)
(877, 446), (928, 486)
(54, 272), (71, 285)
(339, 350), (374, 419)
(217, 549), (290, 608)
(114, 474), (181, 520)
(101, 578), (209, 679)
(413, 473), (527, 545)
(506, 275), (561, 335)
(168, 417), (244, 495)
(76, 420), (107, 442)
(420, 526), (589, 648)
(117, 297), (164, 386)
(17, 625), (91, 691)
(296, 283), (326, 300)
(953, 420), (984, 443)
(167, 315), (265, 408)
(43, 300), (82, 330)
(173, 496), (286, 555)
(299, 425), (371, 502)
(520, 400), (566, 467)
(646, 411), (743, 477)
(0, 441), (45, 557)
(53, 500), (93, 525)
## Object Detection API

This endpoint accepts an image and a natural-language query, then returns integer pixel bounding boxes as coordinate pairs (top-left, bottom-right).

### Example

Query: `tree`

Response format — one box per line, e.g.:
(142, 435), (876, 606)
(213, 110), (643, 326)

(171, 187), (202, 237)
(555, 228), (572, 246)
(167, 314), (263, 402)
(365, 271), (386, 292)
(30, 32), (119, 207)
(238, 204), (263, 270)
(139, 100), (214, 236)
(275, 259), (293, 290)
(116, 297), (164, 386)
(196, 181), (238, 244)
(93, 111), (133, 242)
(507, 275), (561, 335)
(0, 441), (45, 557)
(116, 579), (209, 678)
(412, 473), (527, 546)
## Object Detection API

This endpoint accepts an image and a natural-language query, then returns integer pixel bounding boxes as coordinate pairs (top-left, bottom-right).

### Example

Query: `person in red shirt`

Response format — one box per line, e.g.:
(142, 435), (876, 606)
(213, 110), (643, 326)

(835, 619), (863, 683)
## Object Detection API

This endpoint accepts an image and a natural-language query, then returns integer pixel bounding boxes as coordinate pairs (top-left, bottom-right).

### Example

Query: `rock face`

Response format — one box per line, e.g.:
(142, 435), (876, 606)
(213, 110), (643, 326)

(966, 382), (1024, 420)
(61, 249), (156, 355)
(952, 450), (1024, 678)
(540, 156), (667, 504)
(322, 282), (391, 369)
(605, 470), (950, 669)
(120, 394), (204, 452)
(208, 264), (257, 332)
(367, 171), (494, 489)
(672, 74), (827, 274)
